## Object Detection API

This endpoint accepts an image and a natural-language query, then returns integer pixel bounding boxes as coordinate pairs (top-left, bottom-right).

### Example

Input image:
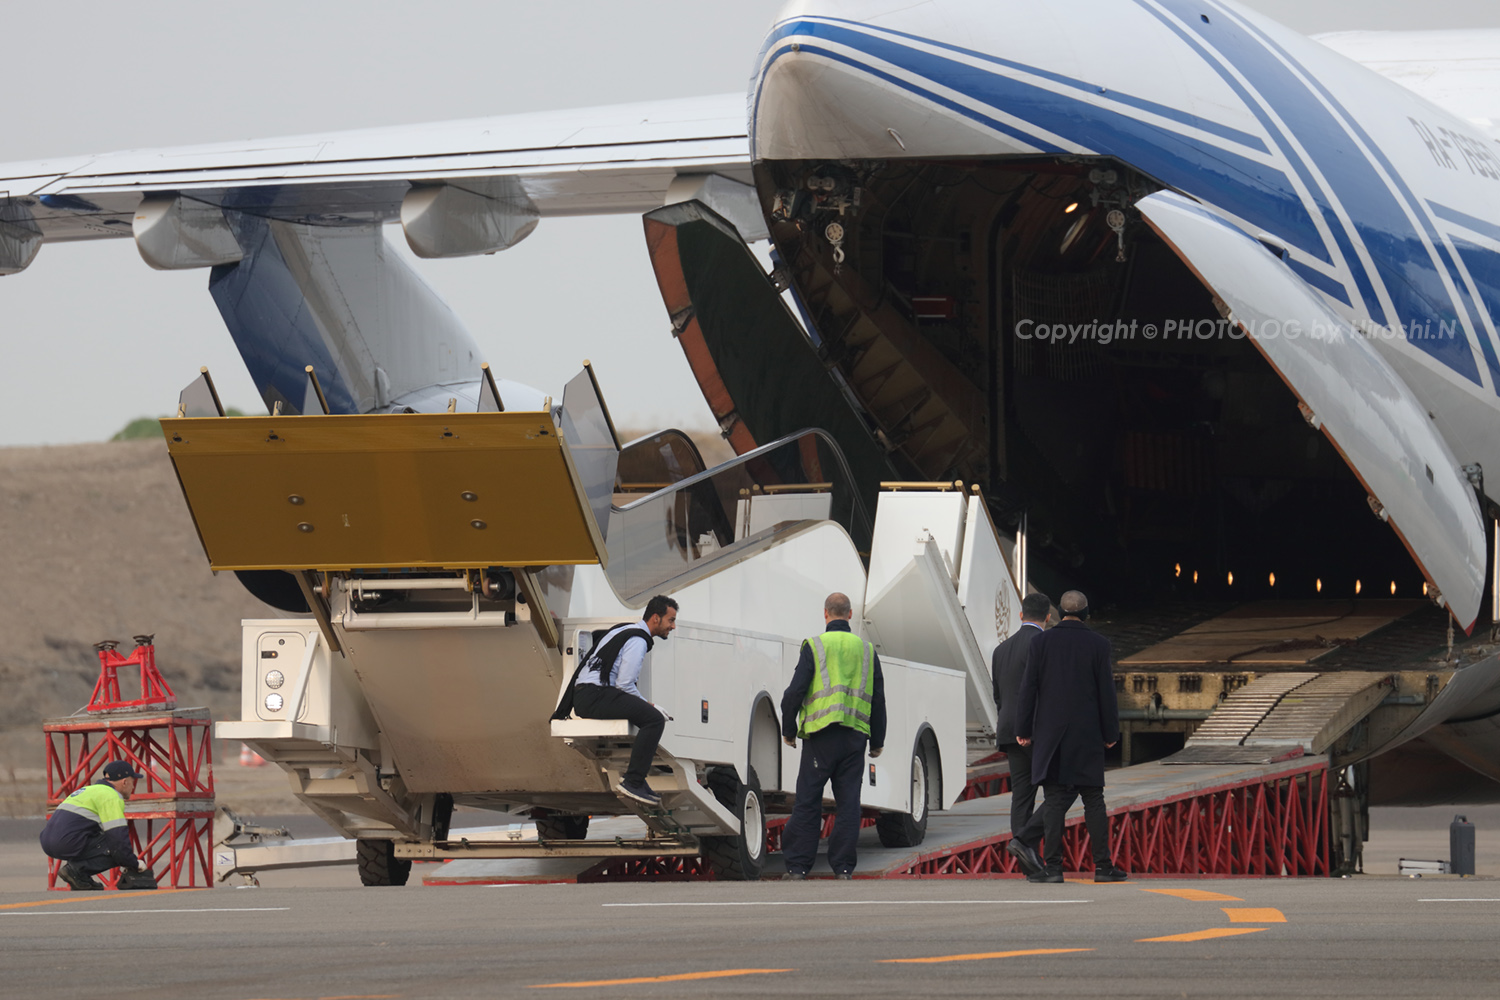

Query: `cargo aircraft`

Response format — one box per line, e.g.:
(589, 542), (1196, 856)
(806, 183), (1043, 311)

(8, 0), (1500, 856)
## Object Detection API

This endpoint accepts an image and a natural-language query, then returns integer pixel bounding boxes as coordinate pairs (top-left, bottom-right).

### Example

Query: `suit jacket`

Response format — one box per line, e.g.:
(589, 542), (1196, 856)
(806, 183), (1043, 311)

(991, 622), (1043, 745)
(1015, 619), (1119, 787)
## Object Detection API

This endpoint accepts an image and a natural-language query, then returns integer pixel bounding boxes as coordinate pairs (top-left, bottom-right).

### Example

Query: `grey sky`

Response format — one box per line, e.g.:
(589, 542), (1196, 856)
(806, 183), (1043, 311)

(2, 0), (1496, 446)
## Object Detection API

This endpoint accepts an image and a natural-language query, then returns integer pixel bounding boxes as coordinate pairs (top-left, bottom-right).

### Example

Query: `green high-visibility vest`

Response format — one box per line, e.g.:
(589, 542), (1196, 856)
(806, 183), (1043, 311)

(55, 782), (128, 831)
(798, 629), (875, 738)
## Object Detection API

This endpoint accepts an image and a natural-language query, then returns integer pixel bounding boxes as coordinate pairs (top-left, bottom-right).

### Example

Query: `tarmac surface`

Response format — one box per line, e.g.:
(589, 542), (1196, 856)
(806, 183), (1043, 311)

(4, 874), (1500, 998)
(5, 806), (1500, 997)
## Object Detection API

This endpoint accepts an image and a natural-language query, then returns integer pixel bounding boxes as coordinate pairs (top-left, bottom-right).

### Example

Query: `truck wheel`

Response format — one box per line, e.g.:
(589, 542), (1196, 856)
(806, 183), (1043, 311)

(356, 839), (412, 886)
(534, 814), (590, 840)
(702, 766), (766, 881)
(876, 742), (932, 848)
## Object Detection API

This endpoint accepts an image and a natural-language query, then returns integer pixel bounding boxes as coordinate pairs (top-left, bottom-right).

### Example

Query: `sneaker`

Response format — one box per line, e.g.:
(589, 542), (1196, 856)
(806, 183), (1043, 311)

(835, 871), (853, 880)
(1006, 839), (1044, 876)
(616, 780), (662, 807)
(1026, 868), (1064, 884)
(781, 871), (808, 881)
(58, 863), (103, 891)
(1093, 864), (1129, 883)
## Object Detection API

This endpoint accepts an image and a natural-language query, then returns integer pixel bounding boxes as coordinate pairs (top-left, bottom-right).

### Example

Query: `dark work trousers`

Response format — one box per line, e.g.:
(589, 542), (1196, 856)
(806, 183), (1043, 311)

(1040, 783), (1112, 871)
(572, 684), (665, 785)
(48, 830), (120, 878)
(1001, 743), (1045, 850)
(782, 725), (868, 875)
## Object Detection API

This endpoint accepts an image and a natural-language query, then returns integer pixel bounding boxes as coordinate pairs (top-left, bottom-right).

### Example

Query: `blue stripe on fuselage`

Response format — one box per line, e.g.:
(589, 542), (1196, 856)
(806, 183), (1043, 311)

(1154, 0), (1481, 384)
(767, 16), (1270, 154)
(1217, 2), (1500, 391)
(763, 20), (1329, 268)
(1126, 0), (1384, 329)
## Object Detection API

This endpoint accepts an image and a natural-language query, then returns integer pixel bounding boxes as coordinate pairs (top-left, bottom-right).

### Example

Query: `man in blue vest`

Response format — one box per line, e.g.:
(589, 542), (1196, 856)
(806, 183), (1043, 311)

(779, 592), (886, 880)
(40, 760), (157, 890)
(568, 595), (678, 807)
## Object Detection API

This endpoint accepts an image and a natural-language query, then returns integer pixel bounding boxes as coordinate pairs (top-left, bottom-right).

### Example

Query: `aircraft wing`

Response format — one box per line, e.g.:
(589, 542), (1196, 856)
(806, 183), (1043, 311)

(1316, 29), (1500, 134)
(0, 93), (751, 248)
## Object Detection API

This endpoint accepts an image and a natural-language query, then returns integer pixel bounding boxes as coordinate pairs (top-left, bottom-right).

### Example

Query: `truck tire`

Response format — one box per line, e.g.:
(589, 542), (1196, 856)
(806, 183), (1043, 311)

(534, 814), (590, 841)
(356, 839), (412, 886)
(876, 742), (932, 848)
(702, 766), (766, 880)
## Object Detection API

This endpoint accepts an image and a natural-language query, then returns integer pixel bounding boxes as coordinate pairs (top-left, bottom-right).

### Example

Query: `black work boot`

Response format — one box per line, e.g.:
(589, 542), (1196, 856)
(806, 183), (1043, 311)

(58, 863), (103, 891)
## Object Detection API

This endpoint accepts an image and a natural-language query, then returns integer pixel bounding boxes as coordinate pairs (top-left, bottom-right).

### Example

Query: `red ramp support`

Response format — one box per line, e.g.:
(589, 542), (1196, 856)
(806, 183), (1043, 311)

(892, 759), (1330, 878)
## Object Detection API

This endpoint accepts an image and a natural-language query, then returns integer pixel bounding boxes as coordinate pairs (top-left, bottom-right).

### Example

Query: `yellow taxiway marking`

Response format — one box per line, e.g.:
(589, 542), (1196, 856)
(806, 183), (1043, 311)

(530, 969), (792, 989)
(1223, 907), (1285, 923)
(1139, 927), (1267, 943)
(0, 888), (185, 910)
(1140, 888), (1243, 902)
(882, 948), (1093, 965)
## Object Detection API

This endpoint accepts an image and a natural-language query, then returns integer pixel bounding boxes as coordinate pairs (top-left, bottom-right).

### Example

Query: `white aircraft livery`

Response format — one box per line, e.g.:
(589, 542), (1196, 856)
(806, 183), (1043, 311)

(7, 1), (1500, 839)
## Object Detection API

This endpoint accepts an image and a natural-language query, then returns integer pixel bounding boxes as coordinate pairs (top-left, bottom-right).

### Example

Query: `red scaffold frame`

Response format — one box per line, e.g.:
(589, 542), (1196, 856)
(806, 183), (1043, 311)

(894, 760), (1330, 878)
(88, 638), (176, 711)
(44, 811), (216, 890)
(44, 711), (214, 807)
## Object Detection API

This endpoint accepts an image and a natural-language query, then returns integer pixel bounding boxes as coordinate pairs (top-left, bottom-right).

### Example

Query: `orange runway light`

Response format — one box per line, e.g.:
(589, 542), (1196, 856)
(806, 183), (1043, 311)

(1269, 572), (1276, 587)
(1316, 578), (1323, 593)
(1227, 571), (1234, 586)
(1355, 579), (1362, 594)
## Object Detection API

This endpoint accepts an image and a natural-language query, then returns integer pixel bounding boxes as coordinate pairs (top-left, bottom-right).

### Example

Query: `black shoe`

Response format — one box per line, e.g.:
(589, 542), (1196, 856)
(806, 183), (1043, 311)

(782, 871), (808, 881)
(58, 863), (102, 891)
(616, 780), (662, 807)
(1027, 868), (1064, 884)
(117, 868), (159, 890)
(1093, 864), (1129, 883)
(1006, 839), (1044, 876)
(835, 871), (853, 880)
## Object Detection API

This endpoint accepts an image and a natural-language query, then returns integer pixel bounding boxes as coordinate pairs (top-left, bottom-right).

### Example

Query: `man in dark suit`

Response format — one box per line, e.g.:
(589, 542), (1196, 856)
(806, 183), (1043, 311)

(1016, 589), (1128, 884)
(991, 592), (1052, 875)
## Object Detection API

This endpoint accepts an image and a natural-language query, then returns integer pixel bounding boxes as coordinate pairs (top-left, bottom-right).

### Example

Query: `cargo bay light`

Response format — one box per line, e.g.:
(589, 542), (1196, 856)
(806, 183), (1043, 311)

(170, 367), (1007, 882)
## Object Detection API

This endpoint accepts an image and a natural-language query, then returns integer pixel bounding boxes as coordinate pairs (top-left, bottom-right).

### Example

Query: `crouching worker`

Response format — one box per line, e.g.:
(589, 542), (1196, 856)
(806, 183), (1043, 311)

(553, 595), (678, 807)
(40, 760), (157, 890)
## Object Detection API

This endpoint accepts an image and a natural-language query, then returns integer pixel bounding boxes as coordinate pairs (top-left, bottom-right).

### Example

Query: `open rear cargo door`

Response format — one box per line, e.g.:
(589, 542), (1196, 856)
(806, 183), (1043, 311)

(162, 410), (607, 571)
(644, 199), (895, 504)
(1139, 190), (1486, 630)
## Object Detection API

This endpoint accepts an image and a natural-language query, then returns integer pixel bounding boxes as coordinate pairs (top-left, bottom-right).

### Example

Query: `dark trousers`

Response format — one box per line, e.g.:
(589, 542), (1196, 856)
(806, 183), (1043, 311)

(1041, 783), (1112, 870)
(46, 830), (119, 878)
(782, 725), (867, 874)
(1001, 743), (1045, 850)
(572, 684), (665, 785)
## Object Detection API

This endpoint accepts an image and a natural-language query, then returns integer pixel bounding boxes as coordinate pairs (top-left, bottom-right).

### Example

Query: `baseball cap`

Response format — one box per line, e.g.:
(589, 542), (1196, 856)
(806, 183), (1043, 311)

(102, 761), (145, 781)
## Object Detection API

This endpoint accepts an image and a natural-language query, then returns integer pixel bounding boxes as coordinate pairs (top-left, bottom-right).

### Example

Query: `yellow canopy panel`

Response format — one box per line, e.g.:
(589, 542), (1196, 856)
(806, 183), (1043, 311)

(161, 412), (606, 571)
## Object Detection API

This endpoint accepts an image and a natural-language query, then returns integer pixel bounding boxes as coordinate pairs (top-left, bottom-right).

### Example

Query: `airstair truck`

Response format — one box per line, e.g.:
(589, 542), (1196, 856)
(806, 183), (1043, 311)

(173, 367), (1012, 882)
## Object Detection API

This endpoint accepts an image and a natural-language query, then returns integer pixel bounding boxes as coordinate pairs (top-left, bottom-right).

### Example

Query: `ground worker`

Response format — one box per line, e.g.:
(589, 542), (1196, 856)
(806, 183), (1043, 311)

(779, 591), (886, 880)
(1016, 589), (1128, 883)
(40, 760), (157, 890)
(558, 594), (678, 807)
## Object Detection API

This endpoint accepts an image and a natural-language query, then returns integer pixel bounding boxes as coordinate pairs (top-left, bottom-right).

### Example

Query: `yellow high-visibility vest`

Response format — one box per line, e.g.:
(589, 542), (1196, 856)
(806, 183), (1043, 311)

(798, 630), (875, 738)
